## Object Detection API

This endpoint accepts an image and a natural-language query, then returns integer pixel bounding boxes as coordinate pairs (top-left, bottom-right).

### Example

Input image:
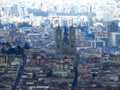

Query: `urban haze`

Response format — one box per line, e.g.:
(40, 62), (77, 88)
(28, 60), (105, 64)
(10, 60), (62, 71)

(0, 0), (120, 90)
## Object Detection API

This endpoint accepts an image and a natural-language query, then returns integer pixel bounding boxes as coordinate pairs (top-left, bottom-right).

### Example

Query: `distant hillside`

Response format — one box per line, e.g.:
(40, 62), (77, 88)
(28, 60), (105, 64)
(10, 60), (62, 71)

(27, 8), (48, 17)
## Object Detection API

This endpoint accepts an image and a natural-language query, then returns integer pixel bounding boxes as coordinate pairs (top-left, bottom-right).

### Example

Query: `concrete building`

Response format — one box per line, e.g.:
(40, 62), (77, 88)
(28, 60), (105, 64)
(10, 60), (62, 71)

(90, 40), (105, 48)
(110, 32), (120, 47)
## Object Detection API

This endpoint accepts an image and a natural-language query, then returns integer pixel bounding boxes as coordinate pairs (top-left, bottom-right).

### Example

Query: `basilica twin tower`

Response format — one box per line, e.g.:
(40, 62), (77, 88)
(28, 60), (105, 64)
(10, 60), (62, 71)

(55, 22), (76, 57)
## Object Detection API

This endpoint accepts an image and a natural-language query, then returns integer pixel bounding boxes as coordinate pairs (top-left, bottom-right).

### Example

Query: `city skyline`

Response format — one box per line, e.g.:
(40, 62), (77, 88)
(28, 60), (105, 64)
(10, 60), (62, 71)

(0, 0), (120, 90)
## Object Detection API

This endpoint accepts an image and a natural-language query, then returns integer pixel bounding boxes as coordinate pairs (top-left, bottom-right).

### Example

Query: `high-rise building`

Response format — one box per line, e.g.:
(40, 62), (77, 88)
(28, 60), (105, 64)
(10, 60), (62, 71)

(55, 23), (76, 57)
(88, 5), (93, 27)
(108, 21), (118, 32)
(108, 21), (119, 47)
(110, 32), (120, 47)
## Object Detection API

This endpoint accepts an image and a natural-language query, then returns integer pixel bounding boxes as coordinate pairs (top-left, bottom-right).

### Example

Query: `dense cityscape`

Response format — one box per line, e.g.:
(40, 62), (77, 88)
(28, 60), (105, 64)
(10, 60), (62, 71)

(0, 0), (120, 90)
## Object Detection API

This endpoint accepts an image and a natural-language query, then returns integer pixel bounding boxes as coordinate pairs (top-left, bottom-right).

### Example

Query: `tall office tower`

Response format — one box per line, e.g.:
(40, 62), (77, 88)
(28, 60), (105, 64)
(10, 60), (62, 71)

(108, 21), (118, 32)
(55, 23), (76, 57)
(55, 25), (62, 55)
(88, 6), (93, 27)
(110, 32), (120, 47)
(108, 21), (118, 47)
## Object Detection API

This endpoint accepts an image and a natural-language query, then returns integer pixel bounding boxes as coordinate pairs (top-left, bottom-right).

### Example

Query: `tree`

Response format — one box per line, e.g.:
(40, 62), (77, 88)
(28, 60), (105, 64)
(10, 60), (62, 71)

(5, 42), (11, 47)
(92, 73), (98, 79)
(1, 47), (6, 54)
(33, 71), (36, 79)
(16, 45), (24, 56)
(46, 68), (53, 77)
(18, 22), (32, 28)
(0, 23), (3, 29)
(24, 43), (30, 50)
(6, 47), (16, 54)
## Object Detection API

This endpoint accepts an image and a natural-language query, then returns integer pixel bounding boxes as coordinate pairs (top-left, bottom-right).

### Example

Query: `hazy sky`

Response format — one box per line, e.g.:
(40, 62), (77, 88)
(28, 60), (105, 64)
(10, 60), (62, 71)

(1, 0), (107, 4)
(0, 0), (115, 7)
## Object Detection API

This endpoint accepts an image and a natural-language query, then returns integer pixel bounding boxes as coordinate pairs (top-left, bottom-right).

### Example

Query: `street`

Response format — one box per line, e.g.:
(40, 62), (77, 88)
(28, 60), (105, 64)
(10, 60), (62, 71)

(71, 56), (79, 90)
(12, 55), (26, 90)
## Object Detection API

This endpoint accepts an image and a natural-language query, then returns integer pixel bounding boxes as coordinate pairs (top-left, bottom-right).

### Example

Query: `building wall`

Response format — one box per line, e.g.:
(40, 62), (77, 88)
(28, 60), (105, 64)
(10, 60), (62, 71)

(110, 32), (120, 47)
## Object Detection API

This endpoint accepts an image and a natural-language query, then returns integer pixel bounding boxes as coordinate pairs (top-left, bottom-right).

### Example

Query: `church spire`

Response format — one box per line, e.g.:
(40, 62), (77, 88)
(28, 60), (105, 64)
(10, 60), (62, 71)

(63, 25), (69, 42)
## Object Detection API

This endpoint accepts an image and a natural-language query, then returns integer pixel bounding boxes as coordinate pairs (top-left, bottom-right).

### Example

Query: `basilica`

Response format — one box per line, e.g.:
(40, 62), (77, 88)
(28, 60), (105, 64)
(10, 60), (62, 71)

(55, 23), (76, 57)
